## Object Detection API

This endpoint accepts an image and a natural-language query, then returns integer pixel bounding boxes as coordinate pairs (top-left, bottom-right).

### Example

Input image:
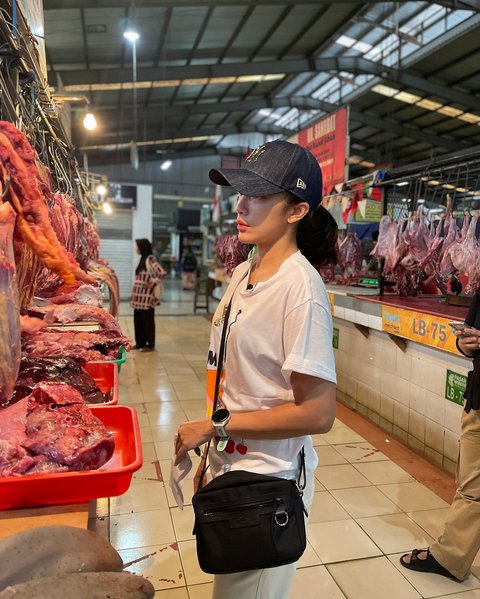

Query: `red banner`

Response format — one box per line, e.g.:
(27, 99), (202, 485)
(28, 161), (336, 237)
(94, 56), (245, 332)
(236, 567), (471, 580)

(290, 108), (348, 194)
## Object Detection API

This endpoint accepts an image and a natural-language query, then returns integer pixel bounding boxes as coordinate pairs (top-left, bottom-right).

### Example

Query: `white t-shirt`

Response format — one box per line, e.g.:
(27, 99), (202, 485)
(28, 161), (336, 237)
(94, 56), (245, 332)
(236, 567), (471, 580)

(206, 251), (336, 479)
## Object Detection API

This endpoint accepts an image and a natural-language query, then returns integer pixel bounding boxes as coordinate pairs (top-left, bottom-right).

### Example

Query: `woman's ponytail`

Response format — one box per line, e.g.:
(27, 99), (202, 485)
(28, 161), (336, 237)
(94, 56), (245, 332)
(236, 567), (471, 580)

(286, 193), (338, 268)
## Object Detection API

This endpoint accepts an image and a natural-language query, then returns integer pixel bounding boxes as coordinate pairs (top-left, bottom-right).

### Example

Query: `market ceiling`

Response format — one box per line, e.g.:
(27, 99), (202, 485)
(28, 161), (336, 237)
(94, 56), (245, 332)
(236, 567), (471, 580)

(43, 1), (480, 173)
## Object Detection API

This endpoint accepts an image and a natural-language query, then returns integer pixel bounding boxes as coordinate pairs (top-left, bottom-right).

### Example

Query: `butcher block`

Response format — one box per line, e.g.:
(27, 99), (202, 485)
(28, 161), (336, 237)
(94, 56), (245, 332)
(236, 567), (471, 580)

(0, 406), (142, 510)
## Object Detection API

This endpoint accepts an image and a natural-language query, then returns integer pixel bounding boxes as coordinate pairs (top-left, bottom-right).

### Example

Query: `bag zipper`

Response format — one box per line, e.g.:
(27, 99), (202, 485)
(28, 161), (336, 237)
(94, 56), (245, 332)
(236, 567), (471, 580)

(203, 497), (279, 517)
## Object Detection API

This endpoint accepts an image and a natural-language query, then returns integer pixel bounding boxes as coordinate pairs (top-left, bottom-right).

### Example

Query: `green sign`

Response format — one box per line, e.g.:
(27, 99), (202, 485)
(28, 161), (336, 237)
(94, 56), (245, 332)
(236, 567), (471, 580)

(359, 278), (379, 286)
(354, 200), (383, 223)
(445, 369), (467, 405)
(332, 327), (339, 349)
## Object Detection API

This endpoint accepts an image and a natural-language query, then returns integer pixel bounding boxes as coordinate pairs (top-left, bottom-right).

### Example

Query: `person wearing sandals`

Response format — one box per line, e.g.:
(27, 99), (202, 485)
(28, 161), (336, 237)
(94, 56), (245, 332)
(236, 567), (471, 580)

(401, 291), (480, 581)
(174, 141), (338, 599)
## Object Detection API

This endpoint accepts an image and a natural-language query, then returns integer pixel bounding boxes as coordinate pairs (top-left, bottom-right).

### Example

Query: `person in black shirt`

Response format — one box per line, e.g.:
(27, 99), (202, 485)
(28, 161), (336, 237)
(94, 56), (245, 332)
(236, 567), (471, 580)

(182, 246), (198, 290)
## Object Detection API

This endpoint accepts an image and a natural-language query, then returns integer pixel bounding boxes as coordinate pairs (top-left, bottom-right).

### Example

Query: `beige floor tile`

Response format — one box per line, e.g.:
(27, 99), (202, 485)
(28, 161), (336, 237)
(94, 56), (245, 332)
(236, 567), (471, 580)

(333, 442), (389, 463)
(406, 508), (450, 540)
(314, 478), (326, 492)
(140, 427), (154, 444)
(321, 428), (367, 445)
(119, 543), (185, 591)
(110, 481), (169, 515)
(177, 540), (213, 586)
(291, 565), (346, 598)
(165, 477), (196, 508)
(155, 440), (176, 460)
(356, 513), (434, 554)
(432, 592), (480, 599)
(110, 508), (176, 551)
(159, 456), (201, 482)
(151, 424), (179, 442)
(148, 410), (188, 427)
(132, 460), (163, 485)
(145, 400), (186, 414)
(135, 411), (151, 428)
(311, 433), (330, 446)
(297, 540), (323, 568)
(315, 445), (348, 466)
(142, 442), (158, 461)
(378, 482), (449, 512)
(315, 464), (372, 490)
(331, 486), (401, 518)
(307, 519), (382, 563)
(170, 506), (195, 541)
(187, 583), (214, 599)
(154, 587), (189, 597)
(308, 491), (350, 523)
(327, 556), (421, 599)
(387, 553), (480, 598)
(143, 387), (179, 403)
(354, 461), (415, 485)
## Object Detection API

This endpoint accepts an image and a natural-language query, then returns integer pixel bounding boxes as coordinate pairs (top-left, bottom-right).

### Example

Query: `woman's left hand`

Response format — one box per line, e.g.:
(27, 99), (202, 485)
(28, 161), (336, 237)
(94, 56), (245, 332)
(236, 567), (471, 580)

(175, 419), (214, 465)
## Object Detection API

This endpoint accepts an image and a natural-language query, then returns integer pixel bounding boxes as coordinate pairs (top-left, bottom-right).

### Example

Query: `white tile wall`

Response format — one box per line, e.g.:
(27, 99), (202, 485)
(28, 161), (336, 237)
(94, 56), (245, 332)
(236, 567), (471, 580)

(332, 317), (466, 470)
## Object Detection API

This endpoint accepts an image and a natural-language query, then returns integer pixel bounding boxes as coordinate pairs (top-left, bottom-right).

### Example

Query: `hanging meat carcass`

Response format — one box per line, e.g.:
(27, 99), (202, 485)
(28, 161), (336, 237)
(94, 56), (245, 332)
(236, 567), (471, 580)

(338, 232), (362, 286)
(0, 122), (95, 293)
(0, 202), (21, 405)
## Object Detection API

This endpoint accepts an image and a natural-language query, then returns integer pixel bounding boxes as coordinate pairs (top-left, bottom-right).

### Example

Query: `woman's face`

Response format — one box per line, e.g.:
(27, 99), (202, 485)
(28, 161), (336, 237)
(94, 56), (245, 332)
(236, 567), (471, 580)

(236, 193), (296, 247)
(135, 244), (141, 255)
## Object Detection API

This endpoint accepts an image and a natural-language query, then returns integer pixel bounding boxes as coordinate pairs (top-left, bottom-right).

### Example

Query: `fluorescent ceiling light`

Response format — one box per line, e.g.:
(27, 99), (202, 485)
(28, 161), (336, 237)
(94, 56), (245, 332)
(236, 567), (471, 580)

(429, 208), (444, 214)
(65, 74), (284, 93)
(160, 160), (172, 171)
(417, 99), (443, 111)
(360, 160), (375, 168)
(123, 30), (140, 42)
(396, 181), (409, 187)
(458, 113), (480, 124)
(372, 84), (399, 97)
(442, 183), (455, 189)
(102, 201), (113, 215)
(96, 184), (107, 196)
(437, 106), (463, 117)
(427, 179), (440, 185)
(395, 91), (421, 104)
(417, 199), (425, 204)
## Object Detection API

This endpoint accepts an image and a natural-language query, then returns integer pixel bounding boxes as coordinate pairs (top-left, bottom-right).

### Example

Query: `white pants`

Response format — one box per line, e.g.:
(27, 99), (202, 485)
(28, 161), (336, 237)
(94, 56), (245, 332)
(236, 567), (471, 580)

(211, 459), (316, 599)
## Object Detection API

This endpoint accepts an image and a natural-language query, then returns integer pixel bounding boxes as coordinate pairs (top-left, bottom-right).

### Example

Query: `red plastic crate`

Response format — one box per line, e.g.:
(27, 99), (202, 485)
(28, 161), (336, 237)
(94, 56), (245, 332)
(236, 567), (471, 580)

(82, 361), (118, 406)
(0, 405), (143, 510)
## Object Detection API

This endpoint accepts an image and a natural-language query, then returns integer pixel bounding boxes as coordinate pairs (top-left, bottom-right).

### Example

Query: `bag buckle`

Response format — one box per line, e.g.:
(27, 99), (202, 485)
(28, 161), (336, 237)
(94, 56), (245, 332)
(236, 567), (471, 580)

(274, 501), (289, 527)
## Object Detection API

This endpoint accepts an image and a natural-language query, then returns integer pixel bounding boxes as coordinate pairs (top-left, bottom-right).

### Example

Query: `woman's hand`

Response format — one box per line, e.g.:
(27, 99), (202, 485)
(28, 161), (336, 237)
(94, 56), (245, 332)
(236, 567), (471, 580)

(456, 326), (480, 357)
(175, 419), (214, 466)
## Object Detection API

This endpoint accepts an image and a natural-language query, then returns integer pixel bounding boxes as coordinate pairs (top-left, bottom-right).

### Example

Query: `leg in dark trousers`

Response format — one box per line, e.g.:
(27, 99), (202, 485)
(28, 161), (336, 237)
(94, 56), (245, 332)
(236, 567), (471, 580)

(133, 309), (146, 348)
(143, 308), (156, 349)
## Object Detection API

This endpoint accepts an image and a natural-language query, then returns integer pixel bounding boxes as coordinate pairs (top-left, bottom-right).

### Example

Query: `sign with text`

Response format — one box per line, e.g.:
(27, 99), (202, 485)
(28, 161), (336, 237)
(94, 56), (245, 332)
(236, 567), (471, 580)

(289, 108), (348, 194)
(381, 306), (458, 354)
(445, 370), (467, 406)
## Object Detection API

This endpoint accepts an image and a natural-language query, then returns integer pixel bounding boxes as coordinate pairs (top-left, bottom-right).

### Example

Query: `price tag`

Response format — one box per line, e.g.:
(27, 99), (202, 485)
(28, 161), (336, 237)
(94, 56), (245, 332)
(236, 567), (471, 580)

(382, 306), (458, 354)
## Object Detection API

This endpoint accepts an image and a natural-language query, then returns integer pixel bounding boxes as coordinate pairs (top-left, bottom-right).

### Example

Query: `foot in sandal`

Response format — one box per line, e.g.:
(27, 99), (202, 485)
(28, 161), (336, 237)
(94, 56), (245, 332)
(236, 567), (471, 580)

(400, 548), (457, 580)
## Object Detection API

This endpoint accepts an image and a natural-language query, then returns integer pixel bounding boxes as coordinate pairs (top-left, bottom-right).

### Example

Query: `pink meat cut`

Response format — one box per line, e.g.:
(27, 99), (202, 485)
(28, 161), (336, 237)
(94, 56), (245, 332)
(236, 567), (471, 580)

(22, 328), (130, 361)
(0, 383), (114, 476)
(42, 304), (122, 334)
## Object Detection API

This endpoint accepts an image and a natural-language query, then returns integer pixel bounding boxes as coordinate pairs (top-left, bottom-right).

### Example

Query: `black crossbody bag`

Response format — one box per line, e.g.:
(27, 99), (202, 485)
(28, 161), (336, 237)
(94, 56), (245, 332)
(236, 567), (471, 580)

(192, 289), (308, 575)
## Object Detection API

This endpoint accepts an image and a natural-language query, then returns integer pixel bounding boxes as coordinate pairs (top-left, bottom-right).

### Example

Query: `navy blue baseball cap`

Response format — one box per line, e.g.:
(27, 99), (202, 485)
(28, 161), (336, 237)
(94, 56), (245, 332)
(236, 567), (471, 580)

(209, 140), (323, 211)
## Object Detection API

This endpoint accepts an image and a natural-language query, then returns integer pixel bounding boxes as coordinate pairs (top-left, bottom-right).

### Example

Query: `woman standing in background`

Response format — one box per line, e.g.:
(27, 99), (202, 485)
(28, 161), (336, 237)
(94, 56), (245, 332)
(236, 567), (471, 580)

(131, 238), (166, 352)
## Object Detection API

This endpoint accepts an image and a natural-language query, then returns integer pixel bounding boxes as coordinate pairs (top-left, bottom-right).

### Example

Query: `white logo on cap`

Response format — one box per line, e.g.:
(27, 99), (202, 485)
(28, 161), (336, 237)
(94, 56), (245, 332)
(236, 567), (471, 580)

(296, 178), (307, 189)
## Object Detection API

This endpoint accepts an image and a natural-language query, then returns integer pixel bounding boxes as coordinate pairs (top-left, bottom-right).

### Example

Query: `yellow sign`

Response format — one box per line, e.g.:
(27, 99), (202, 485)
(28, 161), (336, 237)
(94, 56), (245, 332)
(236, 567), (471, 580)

(328, 292), (335, 314)
(381, 305), (458, 354)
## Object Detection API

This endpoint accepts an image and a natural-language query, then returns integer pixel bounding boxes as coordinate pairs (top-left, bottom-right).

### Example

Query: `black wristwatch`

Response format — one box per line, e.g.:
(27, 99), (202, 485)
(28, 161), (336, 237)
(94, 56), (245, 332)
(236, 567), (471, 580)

(212, 408), (231, 438)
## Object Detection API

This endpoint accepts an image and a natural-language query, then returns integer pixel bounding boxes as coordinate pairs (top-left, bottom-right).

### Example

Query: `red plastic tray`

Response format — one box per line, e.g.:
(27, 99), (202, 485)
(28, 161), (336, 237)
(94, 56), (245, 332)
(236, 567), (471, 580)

(82, 361), (118, 406)
(0, 405), (143, 510)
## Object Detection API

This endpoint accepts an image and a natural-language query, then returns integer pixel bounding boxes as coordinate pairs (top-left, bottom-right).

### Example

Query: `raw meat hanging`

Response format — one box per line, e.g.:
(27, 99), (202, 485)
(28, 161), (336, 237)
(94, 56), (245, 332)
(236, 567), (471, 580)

(0, 122), (94, 287)
(0, 202), (21, 406)
(215, 234), (250, 276)
(338, 232), (362, 286)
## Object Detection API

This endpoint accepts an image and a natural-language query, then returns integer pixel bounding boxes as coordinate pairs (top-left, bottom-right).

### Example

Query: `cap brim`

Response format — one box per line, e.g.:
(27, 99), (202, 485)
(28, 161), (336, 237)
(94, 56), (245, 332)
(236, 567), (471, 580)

(209, 168), (285, 197)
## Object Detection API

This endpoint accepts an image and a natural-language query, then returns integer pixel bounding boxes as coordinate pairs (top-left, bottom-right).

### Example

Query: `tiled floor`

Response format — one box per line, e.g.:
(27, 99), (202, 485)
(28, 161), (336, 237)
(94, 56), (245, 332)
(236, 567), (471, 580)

(98, 278), (480, 598)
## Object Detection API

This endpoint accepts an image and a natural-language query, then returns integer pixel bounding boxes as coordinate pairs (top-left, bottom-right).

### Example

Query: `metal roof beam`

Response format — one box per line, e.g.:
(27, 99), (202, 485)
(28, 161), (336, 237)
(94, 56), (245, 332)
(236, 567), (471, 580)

(45, 0), (466, 9)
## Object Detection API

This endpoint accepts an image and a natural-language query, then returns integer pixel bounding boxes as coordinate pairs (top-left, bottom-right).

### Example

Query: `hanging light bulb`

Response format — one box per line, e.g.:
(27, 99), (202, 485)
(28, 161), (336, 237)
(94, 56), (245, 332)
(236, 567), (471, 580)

(102, 201), (113, 215)
(83, 112), (97, 131)
(123, 30), (140, 43)
(96, 183), (107, 196)
(161, 160), (172, 171)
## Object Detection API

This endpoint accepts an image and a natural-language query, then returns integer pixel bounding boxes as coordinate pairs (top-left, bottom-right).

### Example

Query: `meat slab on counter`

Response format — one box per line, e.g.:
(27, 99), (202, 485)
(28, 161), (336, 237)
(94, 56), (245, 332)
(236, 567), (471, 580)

(22, 328), (130, 362)
(7, 357), (105, 407)
(0, 382), (114, 477)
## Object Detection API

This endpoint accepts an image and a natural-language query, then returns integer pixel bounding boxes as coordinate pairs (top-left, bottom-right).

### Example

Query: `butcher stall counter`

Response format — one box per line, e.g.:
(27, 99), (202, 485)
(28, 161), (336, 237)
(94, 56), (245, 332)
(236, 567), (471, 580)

(328, 287), (471, 474)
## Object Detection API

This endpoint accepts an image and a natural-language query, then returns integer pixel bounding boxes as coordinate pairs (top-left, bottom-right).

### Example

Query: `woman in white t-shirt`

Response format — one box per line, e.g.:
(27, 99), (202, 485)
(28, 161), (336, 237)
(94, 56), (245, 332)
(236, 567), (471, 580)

(175, 140), (338, 599)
